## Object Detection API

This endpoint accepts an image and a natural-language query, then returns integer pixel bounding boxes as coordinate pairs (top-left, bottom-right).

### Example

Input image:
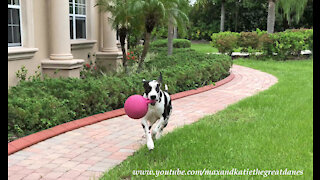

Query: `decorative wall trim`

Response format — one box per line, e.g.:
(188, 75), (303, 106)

(8, 47), (38, 61)
(71, 40), (97, 50)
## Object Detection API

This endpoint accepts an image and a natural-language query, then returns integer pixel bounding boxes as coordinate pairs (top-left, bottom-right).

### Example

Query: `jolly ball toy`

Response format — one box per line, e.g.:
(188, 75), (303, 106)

(124, 95), (155, 119)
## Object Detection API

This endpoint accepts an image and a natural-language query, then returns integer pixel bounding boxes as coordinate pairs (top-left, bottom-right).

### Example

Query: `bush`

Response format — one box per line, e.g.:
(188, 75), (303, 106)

(210, 31), (239, 55)
(270, 29), (312, 59)
(238, 32), (259, 52)
(8, 48), (232, 141)
(210, 28), (313, 59)
(150, 39), (191, 48)
(258, 33), (274, 56)
(303, 29), (313, 53)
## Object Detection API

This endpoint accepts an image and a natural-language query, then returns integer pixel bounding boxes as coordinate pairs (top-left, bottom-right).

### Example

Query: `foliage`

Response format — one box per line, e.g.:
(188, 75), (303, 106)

(238, 32), (259, 52)
(210, 31), (239, 55)
(269, 28), (312, 59)
(150, 39), (191, 48)
(8, 48), (232, 141)
(210, 28), (313, 59)
(16, 65), (43, 83)
(276, 0), (309, 23)
(80, 61), (101, 79)
(131, 0), (189, 71)
(258, 33), (274, 56)
(187, 0), (313, 40)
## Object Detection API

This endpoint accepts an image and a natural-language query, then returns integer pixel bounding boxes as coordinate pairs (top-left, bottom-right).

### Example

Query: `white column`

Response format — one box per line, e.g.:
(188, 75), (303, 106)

(101, 12), (119, 52)
(96, 11), (122, 72)
(42, 0), (84, 78)
(48, 0), (73, 60)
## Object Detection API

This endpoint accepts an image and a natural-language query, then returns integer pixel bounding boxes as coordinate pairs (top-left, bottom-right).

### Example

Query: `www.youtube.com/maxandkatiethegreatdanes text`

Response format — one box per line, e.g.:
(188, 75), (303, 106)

(132, 168), (304, 177)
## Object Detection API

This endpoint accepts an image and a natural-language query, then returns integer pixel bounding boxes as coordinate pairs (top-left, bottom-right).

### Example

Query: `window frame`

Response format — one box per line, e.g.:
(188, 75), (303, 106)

(8, 0), (23, 47)
(69, 0), (87, 40)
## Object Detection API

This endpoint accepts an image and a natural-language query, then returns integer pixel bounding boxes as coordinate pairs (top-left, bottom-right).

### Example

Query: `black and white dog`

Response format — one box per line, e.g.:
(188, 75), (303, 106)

(142, 73), (172, 150)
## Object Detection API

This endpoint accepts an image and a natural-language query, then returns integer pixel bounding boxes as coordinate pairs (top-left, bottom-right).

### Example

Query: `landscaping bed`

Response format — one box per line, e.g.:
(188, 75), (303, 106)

(8, 48), (232, 142)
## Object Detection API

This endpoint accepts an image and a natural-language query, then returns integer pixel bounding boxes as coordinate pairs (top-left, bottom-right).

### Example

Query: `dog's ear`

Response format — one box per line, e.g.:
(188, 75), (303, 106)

(142, 79), (150, 89)
(157, 72), (163, 85)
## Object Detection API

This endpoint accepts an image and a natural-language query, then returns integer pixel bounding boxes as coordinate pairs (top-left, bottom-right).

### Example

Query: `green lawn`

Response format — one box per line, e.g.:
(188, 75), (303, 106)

(100, 50), (313, 179)
(191, 42), (218, 54)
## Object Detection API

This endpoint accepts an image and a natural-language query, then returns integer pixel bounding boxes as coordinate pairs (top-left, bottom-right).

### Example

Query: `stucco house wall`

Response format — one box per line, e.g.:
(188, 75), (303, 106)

(8, 0), (122, 87)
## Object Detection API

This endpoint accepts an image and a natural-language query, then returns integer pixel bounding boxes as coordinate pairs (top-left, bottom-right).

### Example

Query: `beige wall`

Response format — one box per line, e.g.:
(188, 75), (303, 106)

(8, 0), (120, 88)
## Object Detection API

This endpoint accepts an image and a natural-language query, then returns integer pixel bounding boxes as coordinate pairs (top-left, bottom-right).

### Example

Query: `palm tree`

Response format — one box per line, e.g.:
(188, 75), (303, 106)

(220, 0), (226, 32)
(95, 0), (139, 73)
(276, 0), (309, 25)
(196, 0), (227, 32)
(167, 0), (189, 55)
(267, 0), (276, 33)
(132, 0), (188, 71)
(267, 0), (309, 33)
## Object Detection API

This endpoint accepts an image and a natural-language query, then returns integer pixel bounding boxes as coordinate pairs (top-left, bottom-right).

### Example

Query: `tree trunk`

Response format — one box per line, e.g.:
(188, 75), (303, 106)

(119, 28), (128, 73)
(138, 32), (151, 72)
(168, 17), (174, 56)
(235, 1), (239, 32)
(220, 0), (225, 32)
(267, 0), (276, 33)
(173, 26), (177, 39)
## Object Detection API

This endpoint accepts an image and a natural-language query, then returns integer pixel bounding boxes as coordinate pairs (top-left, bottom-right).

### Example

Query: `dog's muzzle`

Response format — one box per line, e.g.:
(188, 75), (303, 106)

(150, 95), (157, 106)
(150, 100), (157, 106)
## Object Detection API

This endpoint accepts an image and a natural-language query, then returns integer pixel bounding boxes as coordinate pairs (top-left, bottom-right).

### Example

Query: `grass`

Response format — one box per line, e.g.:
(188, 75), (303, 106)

(100, 45), (313, 179)
(191, 42), (218, 54)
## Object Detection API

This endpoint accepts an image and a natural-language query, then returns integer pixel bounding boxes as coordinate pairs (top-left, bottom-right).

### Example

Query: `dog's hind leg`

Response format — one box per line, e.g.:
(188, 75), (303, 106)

(155, 117), (170, 139)
(141, 119), (154, 150)
(156, 100), (172, 139)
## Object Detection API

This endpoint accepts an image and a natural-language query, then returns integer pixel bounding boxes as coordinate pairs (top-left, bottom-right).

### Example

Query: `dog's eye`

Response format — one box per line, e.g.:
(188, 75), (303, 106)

(156, 84), (160, 92)
(145, 86), (151, 93)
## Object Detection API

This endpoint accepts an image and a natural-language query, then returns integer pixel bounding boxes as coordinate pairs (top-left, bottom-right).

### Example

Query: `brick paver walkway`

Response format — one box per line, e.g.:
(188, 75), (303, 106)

(8, 65), (277, 180)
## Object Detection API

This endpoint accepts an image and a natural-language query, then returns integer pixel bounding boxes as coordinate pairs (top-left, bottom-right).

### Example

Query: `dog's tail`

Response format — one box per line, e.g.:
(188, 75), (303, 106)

(164, 84), (168, 92)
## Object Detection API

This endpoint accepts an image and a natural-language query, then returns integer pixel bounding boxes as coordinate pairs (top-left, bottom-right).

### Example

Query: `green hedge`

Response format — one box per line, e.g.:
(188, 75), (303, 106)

(150, 39), (191, 48)
(8, 48), (232, 141)
(210, 28), (313, 60)
(210, 31), (239, 55)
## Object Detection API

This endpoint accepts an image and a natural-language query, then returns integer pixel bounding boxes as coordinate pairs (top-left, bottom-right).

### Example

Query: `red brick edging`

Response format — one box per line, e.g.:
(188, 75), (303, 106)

(8, 73), (235, 155)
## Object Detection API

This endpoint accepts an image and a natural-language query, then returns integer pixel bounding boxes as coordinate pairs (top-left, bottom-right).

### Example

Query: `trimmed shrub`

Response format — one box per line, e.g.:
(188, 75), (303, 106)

(8, 48), (232, 141)
(210, 31), (239, 55)
(270, 29), (312, 59)
(210, 28), (313, 59)
(150, 39), (191, 48)
(258, 33), (274, 56)
(238, 32), (259, 52)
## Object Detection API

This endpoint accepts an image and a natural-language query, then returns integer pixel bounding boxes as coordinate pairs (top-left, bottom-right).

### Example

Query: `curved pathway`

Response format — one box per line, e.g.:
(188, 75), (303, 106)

(8, 65), (277, 180)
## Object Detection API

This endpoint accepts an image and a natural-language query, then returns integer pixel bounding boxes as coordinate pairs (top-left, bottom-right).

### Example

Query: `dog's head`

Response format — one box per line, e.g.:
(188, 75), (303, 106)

(143, 73), (163, 106)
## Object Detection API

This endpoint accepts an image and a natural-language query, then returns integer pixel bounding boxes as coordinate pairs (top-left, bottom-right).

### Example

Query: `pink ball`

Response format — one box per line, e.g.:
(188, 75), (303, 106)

(124, 95), (155, 119)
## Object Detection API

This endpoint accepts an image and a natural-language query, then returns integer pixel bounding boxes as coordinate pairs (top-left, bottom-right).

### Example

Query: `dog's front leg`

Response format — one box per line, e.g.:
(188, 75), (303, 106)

(141, 119), (154, 150)
(152, 117), (165, 140)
